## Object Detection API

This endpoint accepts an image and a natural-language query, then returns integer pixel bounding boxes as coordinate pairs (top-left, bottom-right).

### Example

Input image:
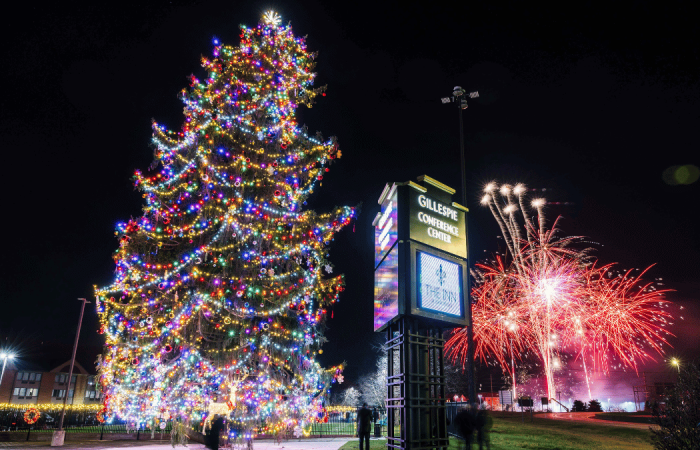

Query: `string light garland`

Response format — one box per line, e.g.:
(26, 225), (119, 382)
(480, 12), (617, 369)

(95, 12), (354, 436)
(0, 404), (102, 413)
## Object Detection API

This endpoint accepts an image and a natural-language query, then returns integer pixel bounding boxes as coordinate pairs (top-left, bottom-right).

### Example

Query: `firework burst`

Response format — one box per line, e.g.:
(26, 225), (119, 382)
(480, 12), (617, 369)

(447, 182), (673, 400)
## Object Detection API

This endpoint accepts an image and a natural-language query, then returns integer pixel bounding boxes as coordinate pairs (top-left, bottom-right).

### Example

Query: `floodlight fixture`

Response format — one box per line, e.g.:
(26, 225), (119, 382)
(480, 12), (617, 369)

(441, 97), (452, 104)
(469, 91), (479, 99)
(453, 86), (465, 97)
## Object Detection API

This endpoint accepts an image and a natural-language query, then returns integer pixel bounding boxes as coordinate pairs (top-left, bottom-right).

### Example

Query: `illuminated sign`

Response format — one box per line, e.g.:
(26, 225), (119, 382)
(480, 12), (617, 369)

(374, 245), (399, 331)
(374, 184), (398, 268)
(409, 191), (467, 258)
(417, 251), (463, 317)
(373, 176), (469, 331)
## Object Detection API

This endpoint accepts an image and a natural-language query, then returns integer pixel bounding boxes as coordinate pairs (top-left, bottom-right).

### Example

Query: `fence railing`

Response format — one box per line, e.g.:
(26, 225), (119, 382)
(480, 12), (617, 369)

(1, 408), (99, 432)
(308, 407), (387, 437)
(0, 405), (384, 439)
(0, 422), (174, 434)
(0, 407), (173, 440)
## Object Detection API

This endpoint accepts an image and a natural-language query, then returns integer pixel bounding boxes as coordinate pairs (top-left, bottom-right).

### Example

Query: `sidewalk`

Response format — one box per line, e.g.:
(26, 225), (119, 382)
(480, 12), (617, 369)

(0, 437), (358, 449)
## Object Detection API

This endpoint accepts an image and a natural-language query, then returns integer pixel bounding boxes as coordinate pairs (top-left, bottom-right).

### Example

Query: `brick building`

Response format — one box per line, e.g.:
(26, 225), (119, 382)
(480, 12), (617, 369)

(0, 359), (101, 406)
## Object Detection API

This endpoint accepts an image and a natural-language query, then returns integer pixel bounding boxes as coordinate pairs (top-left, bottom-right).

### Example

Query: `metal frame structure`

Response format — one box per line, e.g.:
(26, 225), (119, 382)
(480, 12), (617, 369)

(386, 317), (448, 450)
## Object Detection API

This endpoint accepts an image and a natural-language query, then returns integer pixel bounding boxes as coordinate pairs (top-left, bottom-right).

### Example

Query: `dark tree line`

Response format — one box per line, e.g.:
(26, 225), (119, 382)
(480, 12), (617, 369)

(651, 361), (700, 450)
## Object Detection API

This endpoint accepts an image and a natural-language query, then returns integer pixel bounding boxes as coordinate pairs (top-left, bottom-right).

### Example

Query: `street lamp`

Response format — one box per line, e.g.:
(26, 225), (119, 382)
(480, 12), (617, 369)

(670, 358), (680, 373)
(0, 352), (15, 389)
(442, 86), (478, 404)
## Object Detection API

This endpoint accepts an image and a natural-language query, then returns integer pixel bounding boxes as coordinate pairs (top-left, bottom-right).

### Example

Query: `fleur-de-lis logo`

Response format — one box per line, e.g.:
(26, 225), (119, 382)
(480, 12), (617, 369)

(436, 264), (447, 286)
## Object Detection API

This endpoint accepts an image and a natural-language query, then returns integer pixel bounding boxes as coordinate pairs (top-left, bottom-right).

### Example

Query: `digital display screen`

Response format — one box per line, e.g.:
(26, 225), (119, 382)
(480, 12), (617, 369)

(374, 245), (399, 331)
(374, 185), (398, 268)
(417, 251), (463, 317)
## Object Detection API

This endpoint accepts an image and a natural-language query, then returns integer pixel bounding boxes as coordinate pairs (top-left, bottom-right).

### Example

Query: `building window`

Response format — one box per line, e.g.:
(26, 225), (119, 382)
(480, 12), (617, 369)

(52, 389), (66, 398)
(54, 374), (75, 384)
(52, 389), (73, 398)
(17, 372), (41, 383)
(85, 390), (98, 399)
(14, 388), (38, 398)
(87, 376), (96, 386)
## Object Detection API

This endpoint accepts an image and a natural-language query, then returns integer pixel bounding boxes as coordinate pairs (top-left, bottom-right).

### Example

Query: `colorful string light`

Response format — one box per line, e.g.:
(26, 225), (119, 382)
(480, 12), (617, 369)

(95, 12), (354, 435)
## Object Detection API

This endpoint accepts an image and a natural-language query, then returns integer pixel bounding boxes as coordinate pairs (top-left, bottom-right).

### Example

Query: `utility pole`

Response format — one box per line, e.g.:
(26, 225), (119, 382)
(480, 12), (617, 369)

(442, 87), (479, 405)
(51, 298), (90, 447)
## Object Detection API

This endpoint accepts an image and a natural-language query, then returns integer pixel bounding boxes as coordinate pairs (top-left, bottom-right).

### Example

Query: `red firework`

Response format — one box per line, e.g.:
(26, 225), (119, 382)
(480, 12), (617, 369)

(446, 182), (673, 400)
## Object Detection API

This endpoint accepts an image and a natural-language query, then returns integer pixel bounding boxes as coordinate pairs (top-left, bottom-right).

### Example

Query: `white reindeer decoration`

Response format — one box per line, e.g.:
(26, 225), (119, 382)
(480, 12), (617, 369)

(202, 373), (243, 434)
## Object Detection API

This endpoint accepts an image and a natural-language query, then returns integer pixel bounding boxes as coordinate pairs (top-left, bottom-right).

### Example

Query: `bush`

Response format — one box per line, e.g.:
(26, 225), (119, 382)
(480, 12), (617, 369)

(572, 400), (586, 412)
(588, 400), (602, 412)
(651, 361), (700, 450)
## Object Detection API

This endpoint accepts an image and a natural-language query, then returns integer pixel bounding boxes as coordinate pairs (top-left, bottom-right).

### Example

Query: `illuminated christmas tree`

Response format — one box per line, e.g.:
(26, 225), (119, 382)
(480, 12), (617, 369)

(95, 11), (354, 435)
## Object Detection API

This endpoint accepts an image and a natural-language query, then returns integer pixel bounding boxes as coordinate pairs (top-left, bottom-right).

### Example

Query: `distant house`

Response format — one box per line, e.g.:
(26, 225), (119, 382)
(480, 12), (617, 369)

(448, 392), (501, 410)
(478, 392), (500, 410)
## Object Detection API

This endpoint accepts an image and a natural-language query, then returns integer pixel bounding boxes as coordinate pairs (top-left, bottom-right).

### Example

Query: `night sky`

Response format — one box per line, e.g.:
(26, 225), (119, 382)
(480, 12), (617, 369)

(1, 1), (698, 390)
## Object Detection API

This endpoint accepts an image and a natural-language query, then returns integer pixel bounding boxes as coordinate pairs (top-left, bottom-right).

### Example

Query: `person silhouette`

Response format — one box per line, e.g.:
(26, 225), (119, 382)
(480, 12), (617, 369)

(476, 408), (492, 450)
(356, 403), (372, 450)
(455, 405), (476, 450)
(206, 415), (224, 450)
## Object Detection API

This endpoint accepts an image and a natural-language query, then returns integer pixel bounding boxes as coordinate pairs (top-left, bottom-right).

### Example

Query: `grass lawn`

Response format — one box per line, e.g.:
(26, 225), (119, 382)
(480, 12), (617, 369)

(338, 412), (654, 450)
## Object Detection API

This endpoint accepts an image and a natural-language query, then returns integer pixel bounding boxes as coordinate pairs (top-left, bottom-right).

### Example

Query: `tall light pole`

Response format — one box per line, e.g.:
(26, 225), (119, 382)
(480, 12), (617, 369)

(442, 87), (479, 405)
(51, 298), (90, 447)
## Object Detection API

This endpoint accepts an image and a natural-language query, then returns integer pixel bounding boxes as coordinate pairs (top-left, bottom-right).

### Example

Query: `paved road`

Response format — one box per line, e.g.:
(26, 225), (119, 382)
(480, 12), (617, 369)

(0, 437), (361, 449)
(540, 412), (655, 430)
